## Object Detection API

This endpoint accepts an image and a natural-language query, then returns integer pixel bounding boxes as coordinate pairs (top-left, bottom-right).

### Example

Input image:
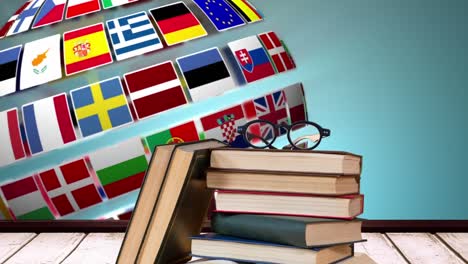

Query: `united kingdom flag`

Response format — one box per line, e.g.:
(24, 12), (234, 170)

(253, 90), (288, 138)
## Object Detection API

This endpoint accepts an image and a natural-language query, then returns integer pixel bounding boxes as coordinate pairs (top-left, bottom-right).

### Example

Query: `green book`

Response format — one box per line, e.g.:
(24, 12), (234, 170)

(212, 213), (364, 248)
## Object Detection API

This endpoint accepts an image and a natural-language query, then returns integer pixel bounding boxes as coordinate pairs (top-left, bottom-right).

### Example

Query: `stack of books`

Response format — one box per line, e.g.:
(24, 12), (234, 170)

(191, 148), (368, 264)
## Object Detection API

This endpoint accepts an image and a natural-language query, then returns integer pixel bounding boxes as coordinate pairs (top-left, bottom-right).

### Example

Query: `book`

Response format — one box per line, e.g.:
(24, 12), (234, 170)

(214, 190), (364, 220)
(212, 213), (364, 248)
(117, 144), (177, 264)
(207, 169), (359, 195)
(191, 233), (354, 264)
(210, 149), (362, 175)
(136, 140), (226, 264)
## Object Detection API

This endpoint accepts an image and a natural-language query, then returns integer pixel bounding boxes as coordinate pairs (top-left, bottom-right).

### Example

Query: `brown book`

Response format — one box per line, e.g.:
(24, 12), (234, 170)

(341, 253), (377, 264)
(210, 148), (362, 175)
(116, 144), (177, 264)
(207, 168), (359, 195)
(136, 140), (226, 264)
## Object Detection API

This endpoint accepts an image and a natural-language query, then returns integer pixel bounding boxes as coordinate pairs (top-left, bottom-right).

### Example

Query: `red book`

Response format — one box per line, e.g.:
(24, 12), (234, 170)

(214, 190), (364, 220)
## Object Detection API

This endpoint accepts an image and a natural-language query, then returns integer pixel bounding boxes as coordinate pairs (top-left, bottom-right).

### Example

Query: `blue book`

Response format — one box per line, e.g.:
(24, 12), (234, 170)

(191, 233), (354, 264)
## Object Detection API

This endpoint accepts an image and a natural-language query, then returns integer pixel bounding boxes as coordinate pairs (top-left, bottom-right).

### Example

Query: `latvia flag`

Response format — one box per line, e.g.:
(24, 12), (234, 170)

(0, 108), (26, 167)
(22, 93), (76, 155)
(124, 61), (188, 120)
(228, 35), (275, 83)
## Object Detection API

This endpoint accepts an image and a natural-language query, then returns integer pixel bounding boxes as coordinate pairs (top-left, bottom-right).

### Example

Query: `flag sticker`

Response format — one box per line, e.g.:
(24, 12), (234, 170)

(101, 0), (137, 9)
(7, 0), (47, 36)
(284, 83), (308, 124)
(176, 47), (235, 102)
(20, 34), (62, 90)
(32, 0), (66, 28)
(193, 0), (245, 31)
(63, 23), (113, 76)
(0, 1), (31, 39)
(22, 93), (76, 155)
(143, 121), (200, 153)
(0, 196), (11, 220)
(37, 159), (103, 217)
(199, 105), (249, 147)
(149, 2), (207, 46)
(228, 35), (275, 83)
(70, 77), (133, 137)
(258, 31), (295, 73)
(0, 45), (22, 97)
(0, 108), (26, 167)
(124, 61), (188, 120)
(225, 0), (262, 23)
(0, 176), (54, 220)
(66, 0), (101, 19)
(253, 91), (289, 138)
(88, 138), (148, 199)
(106, 11), (163, 61)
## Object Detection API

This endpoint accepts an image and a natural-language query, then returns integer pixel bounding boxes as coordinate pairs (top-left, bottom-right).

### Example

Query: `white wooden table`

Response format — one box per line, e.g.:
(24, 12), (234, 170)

(0, 233), (466, 263)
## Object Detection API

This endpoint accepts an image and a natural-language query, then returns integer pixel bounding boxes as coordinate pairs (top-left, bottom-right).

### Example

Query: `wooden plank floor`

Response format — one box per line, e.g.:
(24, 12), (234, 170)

(0, 233), (466, 264)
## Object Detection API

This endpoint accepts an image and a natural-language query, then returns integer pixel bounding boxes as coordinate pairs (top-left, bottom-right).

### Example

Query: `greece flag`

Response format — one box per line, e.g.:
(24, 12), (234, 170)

(106, 11), (163, 61)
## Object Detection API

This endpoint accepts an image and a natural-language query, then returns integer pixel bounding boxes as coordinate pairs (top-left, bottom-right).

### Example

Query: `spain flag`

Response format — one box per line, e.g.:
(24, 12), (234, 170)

(149, 2), (207, 46)
(63, 23), (113, 76)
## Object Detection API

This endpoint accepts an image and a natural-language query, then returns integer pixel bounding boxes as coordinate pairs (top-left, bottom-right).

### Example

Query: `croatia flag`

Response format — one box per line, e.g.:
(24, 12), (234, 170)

(228, 35), (275, 83)
(37, 159), (103, 217)
(22, 93), (76, 155)
(32, 0), (66, 28)
(258, 31), (296, 73)
(0, 108), (26, 167)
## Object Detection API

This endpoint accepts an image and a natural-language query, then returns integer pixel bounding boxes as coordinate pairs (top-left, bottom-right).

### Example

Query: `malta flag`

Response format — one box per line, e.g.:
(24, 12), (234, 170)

(37, 159), (103, 217)
(258, 31), (295, 73)
(65, 0), (101, 19)
(149, 2), (207, 46)
(0, 176), (54, 220)
(32, 0), (66, 28)
(88, 138), (149, 199)
(176, 47), (236, 102)
(0, 1), (31, 38)
(124, 61), (188, 120)
(284, 83), (308, 124)
(0, 45), (22, 97)
(20, 34), (63, 90)
(228, 36), (275, 83)
(0, 108), (26, 167)
(199, 105), (250, 148)
(143, 121), (200, 153)
(22, 93), (77, 155)
(63, 23), (113, 76)
(7, 0), (47, 36)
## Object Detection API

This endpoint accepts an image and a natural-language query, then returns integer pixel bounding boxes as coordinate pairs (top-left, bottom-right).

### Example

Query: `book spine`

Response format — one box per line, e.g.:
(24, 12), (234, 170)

(212, 213), (308, 248)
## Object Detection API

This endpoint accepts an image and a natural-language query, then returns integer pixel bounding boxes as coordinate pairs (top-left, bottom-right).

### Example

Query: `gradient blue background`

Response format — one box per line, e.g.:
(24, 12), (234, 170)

(1, 0), (467, 219)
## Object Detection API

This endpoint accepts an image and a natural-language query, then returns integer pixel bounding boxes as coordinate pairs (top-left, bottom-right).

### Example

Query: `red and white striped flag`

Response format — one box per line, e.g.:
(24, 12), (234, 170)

(0, 108), (26, 167)
(258, 31), (295, 73)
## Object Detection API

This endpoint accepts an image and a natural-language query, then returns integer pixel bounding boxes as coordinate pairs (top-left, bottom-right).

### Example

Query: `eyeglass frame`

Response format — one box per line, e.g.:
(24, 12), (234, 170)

(237, 119), (331, 150)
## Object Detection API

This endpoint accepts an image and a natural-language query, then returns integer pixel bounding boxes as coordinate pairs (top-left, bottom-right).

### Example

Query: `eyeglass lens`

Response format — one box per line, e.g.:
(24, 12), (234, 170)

(288, 122), (322, 149)
(245, 121), (277, 148)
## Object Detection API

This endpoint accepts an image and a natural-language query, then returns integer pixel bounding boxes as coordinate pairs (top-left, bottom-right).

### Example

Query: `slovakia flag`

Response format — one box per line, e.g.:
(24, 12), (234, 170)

(228, 35), (275, 83)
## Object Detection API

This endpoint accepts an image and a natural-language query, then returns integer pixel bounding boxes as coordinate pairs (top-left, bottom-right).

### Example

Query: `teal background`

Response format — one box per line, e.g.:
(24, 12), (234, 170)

(1, 0), (468, 219)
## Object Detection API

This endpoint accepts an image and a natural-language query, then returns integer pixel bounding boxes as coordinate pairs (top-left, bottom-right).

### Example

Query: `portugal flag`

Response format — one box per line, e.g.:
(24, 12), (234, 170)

(63, 23), (113, 76)
(149, 2), (207, 46)
(143, 121), (200, 153)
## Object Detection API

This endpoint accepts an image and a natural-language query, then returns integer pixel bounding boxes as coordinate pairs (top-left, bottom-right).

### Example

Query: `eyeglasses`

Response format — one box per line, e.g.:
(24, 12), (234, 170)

(237, 120), (331, 150)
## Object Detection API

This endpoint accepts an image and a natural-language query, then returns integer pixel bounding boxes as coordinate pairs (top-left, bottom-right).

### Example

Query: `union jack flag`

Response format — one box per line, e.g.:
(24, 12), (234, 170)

(253, 91), (288, 138)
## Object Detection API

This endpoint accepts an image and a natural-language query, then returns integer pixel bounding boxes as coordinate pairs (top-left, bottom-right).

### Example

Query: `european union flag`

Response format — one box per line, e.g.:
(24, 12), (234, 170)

(193, 0), (245, 31)
(70, 77), (133, 137)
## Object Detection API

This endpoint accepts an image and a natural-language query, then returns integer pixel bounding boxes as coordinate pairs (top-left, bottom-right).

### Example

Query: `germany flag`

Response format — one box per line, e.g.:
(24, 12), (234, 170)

(150, 2), (207, 46)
